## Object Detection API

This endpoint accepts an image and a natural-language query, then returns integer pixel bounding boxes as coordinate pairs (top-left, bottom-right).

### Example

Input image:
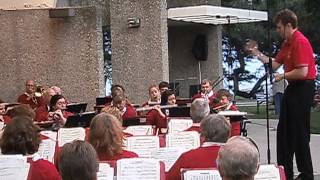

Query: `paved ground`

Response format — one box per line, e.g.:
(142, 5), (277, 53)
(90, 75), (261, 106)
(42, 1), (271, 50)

(247, 119), (320, 179)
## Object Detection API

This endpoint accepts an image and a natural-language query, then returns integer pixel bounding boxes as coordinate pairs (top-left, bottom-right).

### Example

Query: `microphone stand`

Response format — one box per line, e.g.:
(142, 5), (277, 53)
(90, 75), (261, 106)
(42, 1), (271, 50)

(265, 0), (273, 164)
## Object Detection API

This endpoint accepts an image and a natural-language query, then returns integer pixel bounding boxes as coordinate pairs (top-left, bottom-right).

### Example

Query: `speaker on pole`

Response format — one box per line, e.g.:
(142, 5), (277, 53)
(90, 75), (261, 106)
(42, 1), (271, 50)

(192, 34), (208, 61)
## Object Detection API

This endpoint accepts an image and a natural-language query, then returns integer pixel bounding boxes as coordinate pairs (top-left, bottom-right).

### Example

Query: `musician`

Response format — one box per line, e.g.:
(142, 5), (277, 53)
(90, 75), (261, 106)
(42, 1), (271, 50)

(112, 94), (138, 121)
(0, 117), (61, 180)
(143, 84), (161, 106)
(0, 99), (11, 124)
(186, 98), (210, 132)
(17, 80), (44, 110)
(89, 113), (138, 161)
(248, 9), (316, 180)
(101, 105), (123, 124)
(167, 114), (231, 180)
(191, 79), (217, 106)
(35, 88), (56, 122)
(217, 136), (260, 180)
(158, 81), (170, 94)
(145, 90), (177, 133)
(5, 104), (36, 124)
(59, 140), (98, 180)
(48, 95), (73, 128)
(215, 89), (240, 136)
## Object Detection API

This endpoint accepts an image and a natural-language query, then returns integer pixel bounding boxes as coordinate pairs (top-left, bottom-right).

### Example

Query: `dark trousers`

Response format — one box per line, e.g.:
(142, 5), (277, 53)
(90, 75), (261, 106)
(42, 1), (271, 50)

(277, 80), (315, 180)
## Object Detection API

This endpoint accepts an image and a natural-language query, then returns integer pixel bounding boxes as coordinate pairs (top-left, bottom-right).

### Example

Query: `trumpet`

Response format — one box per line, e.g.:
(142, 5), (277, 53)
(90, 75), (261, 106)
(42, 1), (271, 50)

(34, 85), (45, 97)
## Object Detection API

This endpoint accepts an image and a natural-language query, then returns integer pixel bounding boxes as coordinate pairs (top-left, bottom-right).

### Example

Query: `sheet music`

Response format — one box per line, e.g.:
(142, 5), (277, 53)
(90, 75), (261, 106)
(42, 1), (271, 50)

(0, 155), (30, 180)
(168, 119), (193, 133)
(97, 163), (114, 180)
(183, 169), (221, 180)
(151, 147), (187, 172)
(166, 131), (200, 150)
(37, 139), (56, 163)
(40, 130), (57, 141)
(217, 111), (247, 116)
(124, 136), (159, 158)
(123, 125), (153, 136)
(255, 164), (280, 180)
(58, 127), (86, 147)
(117, 158), (160, 180)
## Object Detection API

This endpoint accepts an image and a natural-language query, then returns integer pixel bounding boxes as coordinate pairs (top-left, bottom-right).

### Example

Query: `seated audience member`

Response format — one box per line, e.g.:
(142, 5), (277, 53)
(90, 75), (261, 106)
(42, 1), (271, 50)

(159, 81), (170, 95)
(113, 95), (138, 121)
(89, 113), (138, 161)
(186, 98), (210, 132)
(143, 84), (161, 106)
(35, 88), (56, 122)
(17, 80), (44, 110)
(48, 95), (73, 128)
(59, 140), (98, 180)
(160, 90), (176, 106)
(191, 79), (217, 106)
(215, 89), (240, 136)
(0, 117), (60, 180)
(167, 114), (231, 180)
(217, 136), (260, 180)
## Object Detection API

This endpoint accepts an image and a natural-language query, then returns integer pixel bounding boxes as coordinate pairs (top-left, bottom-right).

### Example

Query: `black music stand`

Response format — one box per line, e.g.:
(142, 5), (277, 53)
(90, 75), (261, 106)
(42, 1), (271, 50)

(66, 103), (87, 114)
(96, 96), (112, 105)
(122, 117), (141, 127)
(64, 112), (96, 128)
(167, 106), (190, 117)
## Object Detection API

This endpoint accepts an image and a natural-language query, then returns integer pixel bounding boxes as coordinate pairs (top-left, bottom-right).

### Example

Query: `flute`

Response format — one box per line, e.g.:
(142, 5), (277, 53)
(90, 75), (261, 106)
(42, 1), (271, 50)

(136, 104), (178, 112)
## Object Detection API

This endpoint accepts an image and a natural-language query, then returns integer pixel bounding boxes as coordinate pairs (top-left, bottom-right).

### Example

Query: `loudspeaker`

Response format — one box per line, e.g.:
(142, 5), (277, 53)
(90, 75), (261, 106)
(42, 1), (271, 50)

(192, 34), (208, 61)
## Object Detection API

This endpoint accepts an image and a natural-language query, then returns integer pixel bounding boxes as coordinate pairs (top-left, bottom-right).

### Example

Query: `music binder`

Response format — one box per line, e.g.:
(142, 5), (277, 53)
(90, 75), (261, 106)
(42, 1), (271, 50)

(64, 111), (96, 128)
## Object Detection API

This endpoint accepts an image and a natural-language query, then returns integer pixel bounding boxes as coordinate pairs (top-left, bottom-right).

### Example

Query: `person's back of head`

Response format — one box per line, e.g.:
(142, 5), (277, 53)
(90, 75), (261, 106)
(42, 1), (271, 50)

(217, 136), (260, 180)
(6, 104), (36, 120)
(0, 116), (40, 155)
(59, 140), (99, 180)
(200, 114), (230, 143)
(190, 98), (210, 123)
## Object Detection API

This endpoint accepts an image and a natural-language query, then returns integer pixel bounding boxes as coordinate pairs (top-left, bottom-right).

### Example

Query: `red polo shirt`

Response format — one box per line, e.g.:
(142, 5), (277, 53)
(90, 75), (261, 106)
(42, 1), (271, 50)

(275, 30), (316, 80)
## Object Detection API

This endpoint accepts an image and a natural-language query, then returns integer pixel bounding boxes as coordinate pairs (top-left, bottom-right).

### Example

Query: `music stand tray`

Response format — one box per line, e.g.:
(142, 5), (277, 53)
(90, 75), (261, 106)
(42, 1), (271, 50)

(66, 103), (87, 114)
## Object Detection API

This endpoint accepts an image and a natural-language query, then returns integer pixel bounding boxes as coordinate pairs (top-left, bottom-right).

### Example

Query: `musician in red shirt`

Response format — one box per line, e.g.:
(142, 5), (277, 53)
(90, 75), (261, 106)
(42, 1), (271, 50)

(167, 114), (230, 180)
(191, 79), (218, 107)
(215, 89), (240, 136)
(89, 113), (138, 161)
(35, 88), (56, 122)
(248, 9), (316, 180)
(17, 80), (44, 110)
(143, 84), (161, 106)
(113, 94), (138, 121)
(0, 117), (60, 180)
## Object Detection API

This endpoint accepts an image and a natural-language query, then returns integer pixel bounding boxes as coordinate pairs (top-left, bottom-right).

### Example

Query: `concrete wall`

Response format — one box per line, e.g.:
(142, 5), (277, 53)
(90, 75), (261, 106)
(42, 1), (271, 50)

(168, 24), (223, 98)
(110, 0), (169, 104)
(0, 7), (105, 109)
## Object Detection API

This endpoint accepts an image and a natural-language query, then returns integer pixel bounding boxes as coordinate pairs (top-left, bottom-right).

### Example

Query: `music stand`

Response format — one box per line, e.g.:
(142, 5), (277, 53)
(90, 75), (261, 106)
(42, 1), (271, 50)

(96, 96), (112, 105)
(64, 114), (81, 128)
(79, 112), (96, 127)
(122, 117), (141, 127)
(167, 106), (190, 117)
(66, 103), (87, 113)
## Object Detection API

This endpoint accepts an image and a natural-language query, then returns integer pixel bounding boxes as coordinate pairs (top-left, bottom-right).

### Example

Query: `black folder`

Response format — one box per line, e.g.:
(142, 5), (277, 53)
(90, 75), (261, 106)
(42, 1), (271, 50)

(64, 111), (96, 128)
(167, 106), (190, 117)
(96, 96), (112, 106)
(122, 117), (141, 127)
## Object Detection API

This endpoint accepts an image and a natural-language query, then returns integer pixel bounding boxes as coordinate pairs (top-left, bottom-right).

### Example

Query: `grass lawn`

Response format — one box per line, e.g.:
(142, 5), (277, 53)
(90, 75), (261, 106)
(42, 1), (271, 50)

(238, 105), (320, 134)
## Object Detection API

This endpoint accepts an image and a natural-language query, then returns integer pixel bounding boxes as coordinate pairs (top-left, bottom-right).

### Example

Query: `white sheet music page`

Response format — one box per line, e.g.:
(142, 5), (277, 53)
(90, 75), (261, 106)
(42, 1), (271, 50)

(58, 127), (86, 147)
(217, 111), (247, 116)
(123, 125), (153, 136)
(37, 139), (56, 163)
(97, 163), (114, 180)
(151, 147), (187, 172)
(124, 136), (160, 158)
(255, 164), (280, 180)
(166, 131), (200, 150)
(40, 130), (57, 141)
(168, 118), (193, 133)
(117, 158), (160, 180)
(0, 155), (30, 180)
(183, 169), (221, 180)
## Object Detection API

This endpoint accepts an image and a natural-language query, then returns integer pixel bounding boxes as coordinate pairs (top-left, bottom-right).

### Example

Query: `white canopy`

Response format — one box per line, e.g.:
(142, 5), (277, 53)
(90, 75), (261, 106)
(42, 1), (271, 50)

(168, 5), (268, 25)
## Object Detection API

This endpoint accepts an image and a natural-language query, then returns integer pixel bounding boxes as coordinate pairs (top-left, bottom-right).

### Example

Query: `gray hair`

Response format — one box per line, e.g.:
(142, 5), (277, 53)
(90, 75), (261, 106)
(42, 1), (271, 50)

(218, 136), (260, 180)
(190, 98), (210, 123)
(200, 114), (230, 143)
